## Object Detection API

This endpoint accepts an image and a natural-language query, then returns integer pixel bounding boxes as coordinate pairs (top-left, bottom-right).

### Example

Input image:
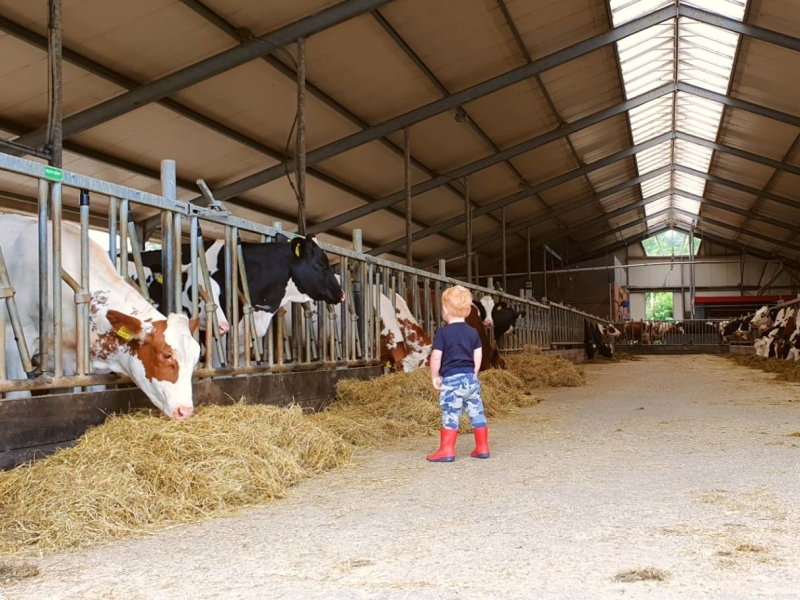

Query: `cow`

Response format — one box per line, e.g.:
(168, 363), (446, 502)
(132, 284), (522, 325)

(754, 308), (795, 358)
(467, 303), (504, 371)
(126, 262), (229, 336)
(584, 320), (613, 359)
(599, 324), (622, 344)
(474, 295), (526, 341)
(393, 293), (432, 371)
(1, 215), (201, 419)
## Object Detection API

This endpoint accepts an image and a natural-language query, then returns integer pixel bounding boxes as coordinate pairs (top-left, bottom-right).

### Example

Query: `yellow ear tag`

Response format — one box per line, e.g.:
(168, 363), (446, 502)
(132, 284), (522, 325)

(294, 244), (301, 257)
(155, 274), (164, 284)
(117, 327), (133, 340)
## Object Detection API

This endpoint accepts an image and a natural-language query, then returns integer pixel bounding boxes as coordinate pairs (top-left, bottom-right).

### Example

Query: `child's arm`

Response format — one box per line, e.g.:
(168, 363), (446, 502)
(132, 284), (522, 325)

(430, 349), (443, 390)
(473, 347), (482, 375)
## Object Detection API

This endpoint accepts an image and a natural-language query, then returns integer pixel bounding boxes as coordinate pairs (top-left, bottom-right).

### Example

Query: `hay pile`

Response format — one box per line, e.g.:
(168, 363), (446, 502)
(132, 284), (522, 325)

(504, 346), (586, 388)
(727, 354), (800, 383)
(313, 368), (536, 447)
(0, 404), (350, 554)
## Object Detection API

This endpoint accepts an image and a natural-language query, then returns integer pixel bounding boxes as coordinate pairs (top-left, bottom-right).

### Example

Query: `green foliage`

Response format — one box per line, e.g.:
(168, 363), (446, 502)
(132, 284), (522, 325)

(642, 230), (700, 257)
(645, 291), (673, 320)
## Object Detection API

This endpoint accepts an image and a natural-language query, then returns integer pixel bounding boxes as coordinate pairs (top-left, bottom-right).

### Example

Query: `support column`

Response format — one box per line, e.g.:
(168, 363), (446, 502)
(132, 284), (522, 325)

(296, 38), (307, 235)
(542, 245), (548, 300)
(464, 177), (472, 284)
(404, 126), (412, 266)
(161, 160), (177, 314)
(46, 0), (63, 168)
(501, 207), (507, 291)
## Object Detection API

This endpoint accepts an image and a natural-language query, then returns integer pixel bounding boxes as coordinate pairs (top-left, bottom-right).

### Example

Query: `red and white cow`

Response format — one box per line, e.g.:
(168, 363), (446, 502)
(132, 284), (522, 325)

(1, 215), (201, 419)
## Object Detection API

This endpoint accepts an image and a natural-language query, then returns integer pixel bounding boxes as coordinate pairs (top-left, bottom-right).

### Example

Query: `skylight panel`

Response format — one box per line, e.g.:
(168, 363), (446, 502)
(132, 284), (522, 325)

(674, 170), (707, 196)
(675, 93), (725, 139)
(635, 140), (673, 174)
(674, 138), (714, 171)
(646, 215), (670, 229)
(640, 171), (672, 198)
(682, 0), (747, 21)
(678, 19), (739, 94)
(628, 95), (673, 144)
(617, 22), (676, 98)
(609, 0), (672, 26)
(673, 194), (702, 215)
(645, 195), (671, 215)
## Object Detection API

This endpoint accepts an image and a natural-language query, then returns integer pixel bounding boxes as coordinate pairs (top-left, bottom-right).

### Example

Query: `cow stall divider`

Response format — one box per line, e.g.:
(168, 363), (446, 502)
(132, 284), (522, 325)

(0, 151), (612, 398)
(614, 319), (728, 346)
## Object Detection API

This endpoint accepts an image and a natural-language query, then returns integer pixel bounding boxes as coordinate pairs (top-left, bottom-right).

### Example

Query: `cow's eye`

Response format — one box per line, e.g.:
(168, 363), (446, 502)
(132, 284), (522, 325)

(162, 353), (173, 361)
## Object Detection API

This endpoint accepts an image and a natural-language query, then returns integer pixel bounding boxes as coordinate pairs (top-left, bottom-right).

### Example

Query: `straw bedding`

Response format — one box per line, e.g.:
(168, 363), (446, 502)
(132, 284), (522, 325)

(727, 354), (800, 383)
(504, 346), (586, 388)
(0, 369), (537, 555)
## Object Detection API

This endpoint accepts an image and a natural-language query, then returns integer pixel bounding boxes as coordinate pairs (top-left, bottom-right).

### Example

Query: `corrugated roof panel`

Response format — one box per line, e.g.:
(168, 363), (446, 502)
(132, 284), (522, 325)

(684, 0), (748, 20)
(499, 196), (551, 223)
(463, 80), (557, 149)
(703, 206), (747, 228)
(746, 218), (795, 240)
(378, 0), (522, 93)
(538, 47), (624, 122)
(202, 0), (342, 37)
(558, 203), (606, 227)
(597, 185), (641, 211)
(585, 157), (638, 191)
(463, 163), (526, 203)
(537, 177), (594, 208)
(294, 15), (443, 124)
(704, 181), (758, 210)
(746, 0), (800, 38)
(645, 195), (671, 215)
(508, 139), (578, 184)
(716, 107), (800, 161)
(647, 214), (671, 228)
(754, 198), (800, 223)
(767, 171), (800, 203)
(505, 0), (609, 61)
(568, 114), (632, 164)
(708, 152), (775, 189)
(730, 38), (800, 119)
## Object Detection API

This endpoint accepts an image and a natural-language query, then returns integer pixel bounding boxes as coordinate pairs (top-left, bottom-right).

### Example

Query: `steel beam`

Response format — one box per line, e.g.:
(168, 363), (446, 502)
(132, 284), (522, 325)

(10, 0), (392, 150)
(208, 6), (677, 200)
(676, 131), (800, 178)
(374, 131), (673, 257)
(673, 164), (800, 211)
(672, 207), (800, 252)
(679, 5), (800, 54)
(674, 188), (798, 233)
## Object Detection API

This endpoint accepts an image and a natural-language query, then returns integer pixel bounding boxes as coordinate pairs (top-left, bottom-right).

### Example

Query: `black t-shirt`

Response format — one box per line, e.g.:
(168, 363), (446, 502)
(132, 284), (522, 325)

(432, 322), (481, 377)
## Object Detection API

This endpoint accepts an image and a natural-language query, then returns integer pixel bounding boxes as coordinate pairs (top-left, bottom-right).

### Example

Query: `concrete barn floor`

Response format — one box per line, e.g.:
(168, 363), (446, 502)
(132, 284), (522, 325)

(3, 355), (800, 600)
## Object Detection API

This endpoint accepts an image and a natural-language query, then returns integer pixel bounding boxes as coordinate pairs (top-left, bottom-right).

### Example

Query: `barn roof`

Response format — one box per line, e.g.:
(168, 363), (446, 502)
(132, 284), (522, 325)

(0, 0), (799, 273)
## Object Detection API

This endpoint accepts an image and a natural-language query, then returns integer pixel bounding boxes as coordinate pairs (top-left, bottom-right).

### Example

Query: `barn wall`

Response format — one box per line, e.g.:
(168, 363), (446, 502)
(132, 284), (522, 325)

(0, 366), (383, 470)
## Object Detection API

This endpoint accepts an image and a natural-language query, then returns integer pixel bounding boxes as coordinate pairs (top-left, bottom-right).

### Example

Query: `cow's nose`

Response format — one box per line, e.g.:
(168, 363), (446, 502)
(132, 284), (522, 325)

(341, 292), (346, 301)
(218, 321), (230, 335)
(485, 319), (494, 327)
(173, 405), (194, 419)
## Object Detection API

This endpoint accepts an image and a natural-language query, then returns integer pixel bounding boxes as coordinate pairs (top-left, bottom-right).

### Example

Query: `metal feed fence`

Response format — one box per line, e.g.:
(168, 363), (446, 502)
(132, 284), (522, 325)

(0, 152), (610, 396)
(615, 319), (728, 346)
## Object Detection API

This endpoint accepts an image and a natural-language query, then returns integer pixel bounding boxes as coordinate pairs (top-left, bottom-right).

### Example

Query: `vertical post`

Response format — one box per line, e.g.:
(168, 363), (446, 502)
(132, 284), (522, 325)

(296, 38), (307, 235)
(689, 227), (696, 318)
(501, 207), (507, 292)
(79, 189), (90, 375)
(464, 177), (472, 284)
(439, 259), (446, 278)
(474, 253), (479, 287)
(161, 160), (177, 313)
(526, 226), (532, 286)
(119, 199), (129, 280)
(172, 211), (182, 314)
(108, 196), (118, 264)
(224, 226), (235, 367)
(46, 0), (63, 168)
(189, 215), (199, 340)
(37, 179), (49, 375)
(542, 245), (548, 300)
(51, 181), (63, 378)
(404, 126), (412, 266)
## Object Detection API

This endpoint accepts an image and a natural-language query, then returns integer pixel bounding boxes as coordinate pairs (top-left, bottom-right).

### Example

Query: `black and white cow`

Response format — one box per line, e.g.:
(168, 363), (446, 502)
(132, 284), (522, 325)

(475, 295), (526, 341)
(139, 233), (344, 340)
(584, 320), (613, 359)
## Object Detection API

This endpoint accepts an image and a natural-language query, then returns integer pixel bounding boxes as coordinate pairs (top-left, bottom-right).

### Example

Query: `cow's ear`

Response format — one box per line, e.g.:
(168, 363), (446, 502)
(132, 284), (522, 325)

(275, 232), (290, 243)
(290, 237), (305, 258)
(106, 310), (146, 342)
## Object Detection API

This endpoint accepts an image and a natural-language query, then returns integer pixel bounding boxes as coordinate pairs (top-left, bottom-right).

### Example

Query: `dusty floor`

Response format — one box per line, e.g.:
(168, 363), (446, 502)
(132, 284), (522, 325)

(2, 355), (800, 600)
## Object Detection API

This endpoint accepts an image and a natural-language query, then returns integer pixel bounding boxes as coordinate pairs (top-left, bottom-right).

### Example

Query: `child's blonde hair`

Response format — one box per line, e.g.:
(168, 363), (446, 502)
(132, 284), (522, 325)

(442, 285), (474, 318)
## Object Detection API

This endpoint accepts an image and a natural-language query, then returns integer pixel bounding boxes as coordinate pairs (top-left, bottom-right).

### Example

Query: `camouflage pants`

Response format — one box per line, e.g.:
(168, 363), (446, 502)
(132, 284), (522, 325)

(439, 372), (487, 430)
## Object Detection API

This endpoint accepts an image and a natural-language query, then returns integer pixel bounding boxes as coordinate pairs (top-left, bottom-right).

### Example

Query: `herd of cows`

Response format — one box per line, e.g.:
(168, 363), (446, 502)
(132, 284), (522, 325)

(0, 215), (542, 420)
(719, 306), (800, 359)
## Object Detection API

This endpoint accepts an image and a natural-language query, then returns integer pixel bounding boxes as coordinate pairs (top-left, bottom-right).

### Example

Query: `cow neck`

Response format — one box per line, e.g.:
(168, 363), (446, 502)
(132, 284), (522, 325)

(238, 242), (293, 312)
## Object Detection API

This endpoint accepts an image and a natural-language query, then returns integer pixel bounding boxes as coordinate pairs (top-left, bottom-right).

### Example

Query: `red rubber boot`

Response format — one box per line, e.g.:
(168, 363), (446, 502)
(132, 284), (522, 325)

(426, 429), (458, 462)
(471, 427), (490, 459)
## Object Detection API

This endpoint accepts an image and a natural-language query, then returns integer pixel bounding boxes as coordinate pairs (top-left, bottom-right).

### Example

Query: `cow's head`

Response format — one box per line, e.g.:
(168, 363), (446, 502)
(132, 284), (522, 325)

(479, 295), (495, 327)
(180, 272), (230, 336)
(289, 236), (345, 305)
(103, 310), (201, 419)
(752, 305), (771, 327)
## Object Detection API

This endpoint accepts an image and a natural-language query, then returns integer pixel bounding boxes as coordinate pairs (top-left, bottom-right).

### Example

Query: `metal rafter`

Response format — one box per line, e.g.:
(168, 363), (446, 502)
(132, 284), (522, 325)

(0, 12), (477, 257)
(9, 0), (393, 150)
(173, 0), (494, 233)
(207, 5), (678, 201)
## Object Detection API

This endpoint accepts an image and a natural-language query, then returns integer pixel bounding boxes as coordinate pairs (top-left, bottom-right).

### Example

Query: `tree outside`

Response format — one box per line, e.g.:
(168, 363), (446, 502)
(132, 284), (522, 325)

(645, 291), (673, 320)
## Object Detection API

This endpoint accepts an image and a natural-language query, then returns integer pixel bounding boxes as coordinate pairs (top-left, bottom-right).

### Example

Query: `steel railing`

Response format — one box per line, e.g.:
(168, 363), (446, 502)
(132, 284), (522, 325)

(615, 319), (728, 345)
(0, 152), (612, 395)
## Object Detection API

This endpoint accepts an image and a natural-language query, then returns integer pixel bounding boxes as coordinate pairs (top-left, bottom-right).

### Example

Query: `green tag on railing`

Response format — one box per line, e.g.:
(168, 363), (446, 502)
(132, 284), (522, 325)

(44, 166), (63, 181)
